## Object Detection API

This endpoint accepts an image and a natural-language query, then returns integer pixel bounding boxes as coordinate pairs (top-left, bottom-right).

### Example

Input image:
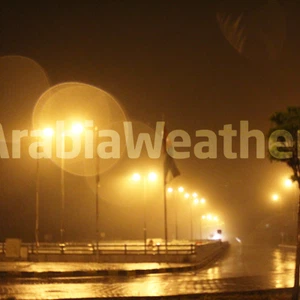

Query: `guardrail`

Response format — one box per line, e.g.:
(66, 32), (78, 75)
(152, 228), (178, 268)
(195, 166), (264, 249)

(0, 241), (199, 255)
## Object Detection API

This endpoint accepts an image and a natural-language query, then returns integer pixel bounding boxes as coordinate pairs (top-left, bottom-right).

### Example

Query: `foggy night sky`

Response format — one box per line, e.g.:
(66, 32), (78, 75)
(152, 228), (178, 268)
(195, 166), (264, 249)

(1, 1), (300, 243)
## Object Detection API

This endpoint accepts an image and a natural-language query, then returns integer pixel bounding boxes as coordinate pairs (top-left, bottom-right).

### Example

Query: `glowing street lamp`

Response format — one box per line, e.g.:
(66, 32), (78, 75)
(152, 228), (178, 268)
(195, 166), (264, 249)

(132, 173), (141, 182)
(42, 127), (54, 137)
(148, 172), (157, 182)
(285, 178), (293, 188)
(272, 193), (280, 202)
(71, 122), (84, 135)
(167, 187), (173, 193)
(201, 214), (221, 239)
(178, 186), (184, 193)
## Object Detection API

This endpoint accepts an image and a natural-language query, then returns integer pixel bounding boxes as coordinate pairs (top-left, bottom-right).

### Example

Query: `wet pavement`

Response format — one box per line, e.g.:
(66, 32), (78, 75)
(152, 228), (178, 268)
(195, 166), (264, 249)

(0, 244), (297, 299)
(0, 262), (189, 273)
(0, 261), (197, 278)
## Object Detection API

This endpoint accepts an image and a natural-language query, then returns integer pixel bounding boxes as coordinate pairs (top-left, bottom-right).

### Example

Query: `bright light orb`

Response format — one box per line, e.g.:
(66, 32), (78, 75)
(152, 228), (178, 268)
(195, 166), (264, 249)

(167, 187), (173, 193)
(132, 173), (141, 182)
(178, 186), (184, 193)
(192, 192), (198, 198)
(184, 193), (190, 199)
(148, 172), (157, 182)
(272, 194), (279, 201)
(284, 178), (293, 188)
(200, 198), (206, 204)
(42, 127), (54, 137)
(71, 122), (84, 135)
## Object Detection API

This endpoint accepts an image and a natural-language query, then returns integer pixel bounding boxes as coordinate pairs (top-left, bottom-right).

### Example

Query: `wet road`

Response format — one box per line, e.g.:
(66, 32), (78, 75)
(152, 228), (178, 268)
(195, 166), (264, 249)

(0, 245), (296, 299)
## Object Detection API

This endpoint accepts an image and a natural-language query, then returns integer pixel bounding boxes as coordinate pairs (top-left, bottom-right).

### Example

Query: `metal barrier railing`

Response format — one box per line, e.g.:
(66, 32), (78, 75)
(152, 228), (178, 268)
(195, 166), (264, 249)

(0, 241), (201, 255)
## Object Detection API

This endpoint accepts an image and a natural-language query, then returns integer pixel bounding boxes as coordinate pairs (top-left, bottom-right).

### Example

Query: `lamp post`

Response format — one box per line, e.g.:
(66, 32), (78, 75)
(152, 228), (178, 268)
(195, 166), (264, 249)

(35, 127), (54, 251)
(271, 193), (284, 244)
(60, 132), (65, 244)
(93, 125), (100, 262)
(176, 187), (184, 240)
(35, 145), (40, 251)
(190, 195), (206, 241)
(132, 172), (157, 253)
(284, 178), (298, 222)
(168, 187), (184, 240)
(190, 198), (198, 241)
(58, 123), (84, 245)
(199, 198), (206, 240)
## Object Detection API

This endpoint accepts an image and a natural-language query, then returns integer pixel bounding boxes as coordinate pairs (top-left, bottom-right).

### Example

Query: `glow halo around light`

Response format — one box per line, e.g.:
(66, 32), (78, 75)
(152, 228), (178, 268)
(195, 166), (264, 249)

(32, 82), (128, 176)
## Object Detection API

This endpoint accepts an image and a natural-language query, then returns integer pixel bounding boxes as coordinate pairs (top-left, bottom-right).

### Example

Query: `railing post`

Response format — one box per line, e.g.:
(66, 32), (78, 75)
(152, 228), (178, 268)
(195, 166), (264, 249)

(124, 244), (127, 255)
(157, 244), (160, 254)
(60, 244), (64, 254)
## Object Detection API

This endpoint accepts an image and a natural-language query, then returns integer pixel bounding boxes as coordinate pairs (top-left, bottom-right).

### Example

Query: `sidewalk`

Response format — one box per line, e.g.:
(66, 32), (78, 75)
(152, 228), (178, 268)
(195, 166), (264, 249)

(0, 261), (206, 278)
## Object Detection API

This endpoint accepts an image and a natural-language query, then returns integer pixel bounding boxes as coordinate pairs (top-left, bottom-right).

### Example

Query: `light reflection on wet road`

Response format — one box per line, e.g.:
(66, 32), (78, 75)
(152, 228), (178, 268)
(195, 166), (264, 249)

(0, 245), (296, 299)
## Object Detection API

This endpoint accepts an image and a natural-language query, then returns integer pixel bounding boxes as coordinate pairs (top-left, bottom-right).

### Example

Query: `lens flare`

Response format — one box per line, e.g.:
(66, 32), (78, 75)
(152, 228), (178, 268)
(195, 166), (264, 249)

(0, 55), (50, 140)
(32, 82), (127, 176)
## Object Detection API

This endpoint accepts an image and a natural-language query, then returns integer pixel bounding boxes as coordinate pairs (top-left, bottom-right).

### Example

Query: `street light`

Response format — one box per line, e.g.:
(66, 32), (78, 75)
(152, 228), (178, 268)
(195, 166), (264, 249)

(178, 186), (184, 193)
(271, 193), (284, 244)
(93, 125), (101, 262)
(187, 193), (205, 241)
(168, 186), (184, 240)
(285, 178), (293, 188)
(58, 122), (84, 244)
(175, 187), (184, 240)
(272, 193), (280, 202)
(35, 127), (54, 250)
(284, 177), (298, 222)
(148, 172), (157, 182)
(201, 214), (221, 239)
(71, 122), (84, 135)
(43, 128), (54, 137)
(167, 187), (173, 193)
(132, 173), (141, 182)
(190, 196), (198, 241)
(132, 172), (157, 253)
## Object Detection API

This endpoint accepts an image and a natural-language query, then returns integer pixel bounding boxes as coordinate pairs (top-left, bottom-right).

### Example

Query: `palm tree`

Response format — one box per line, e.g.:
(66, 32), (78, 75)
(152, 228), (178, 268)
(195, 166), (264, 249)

(268, 107), (300, 300)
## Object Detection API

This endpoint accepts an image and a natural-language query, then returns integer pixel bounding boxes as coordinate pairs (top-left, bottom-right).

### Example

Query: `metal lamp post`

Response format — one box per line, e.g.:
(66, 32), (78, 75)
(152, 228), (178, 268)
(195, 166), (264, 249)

(132, 172), (157, 253)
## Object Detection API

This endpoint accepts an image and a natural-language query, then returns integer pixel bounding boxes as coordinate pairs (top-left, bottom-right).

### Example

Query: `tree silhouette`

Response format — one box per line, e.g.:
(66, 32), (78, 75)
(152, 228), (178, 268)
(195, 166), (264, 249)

(268, 107), (300, 300)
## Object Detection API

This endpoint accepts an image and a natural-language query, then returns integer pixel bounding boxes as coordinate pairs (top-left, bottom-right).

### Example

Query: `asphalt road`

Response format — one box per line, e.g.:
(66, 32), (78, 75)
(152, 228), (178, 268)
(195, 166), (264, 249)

(0, 244), (296, 299)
